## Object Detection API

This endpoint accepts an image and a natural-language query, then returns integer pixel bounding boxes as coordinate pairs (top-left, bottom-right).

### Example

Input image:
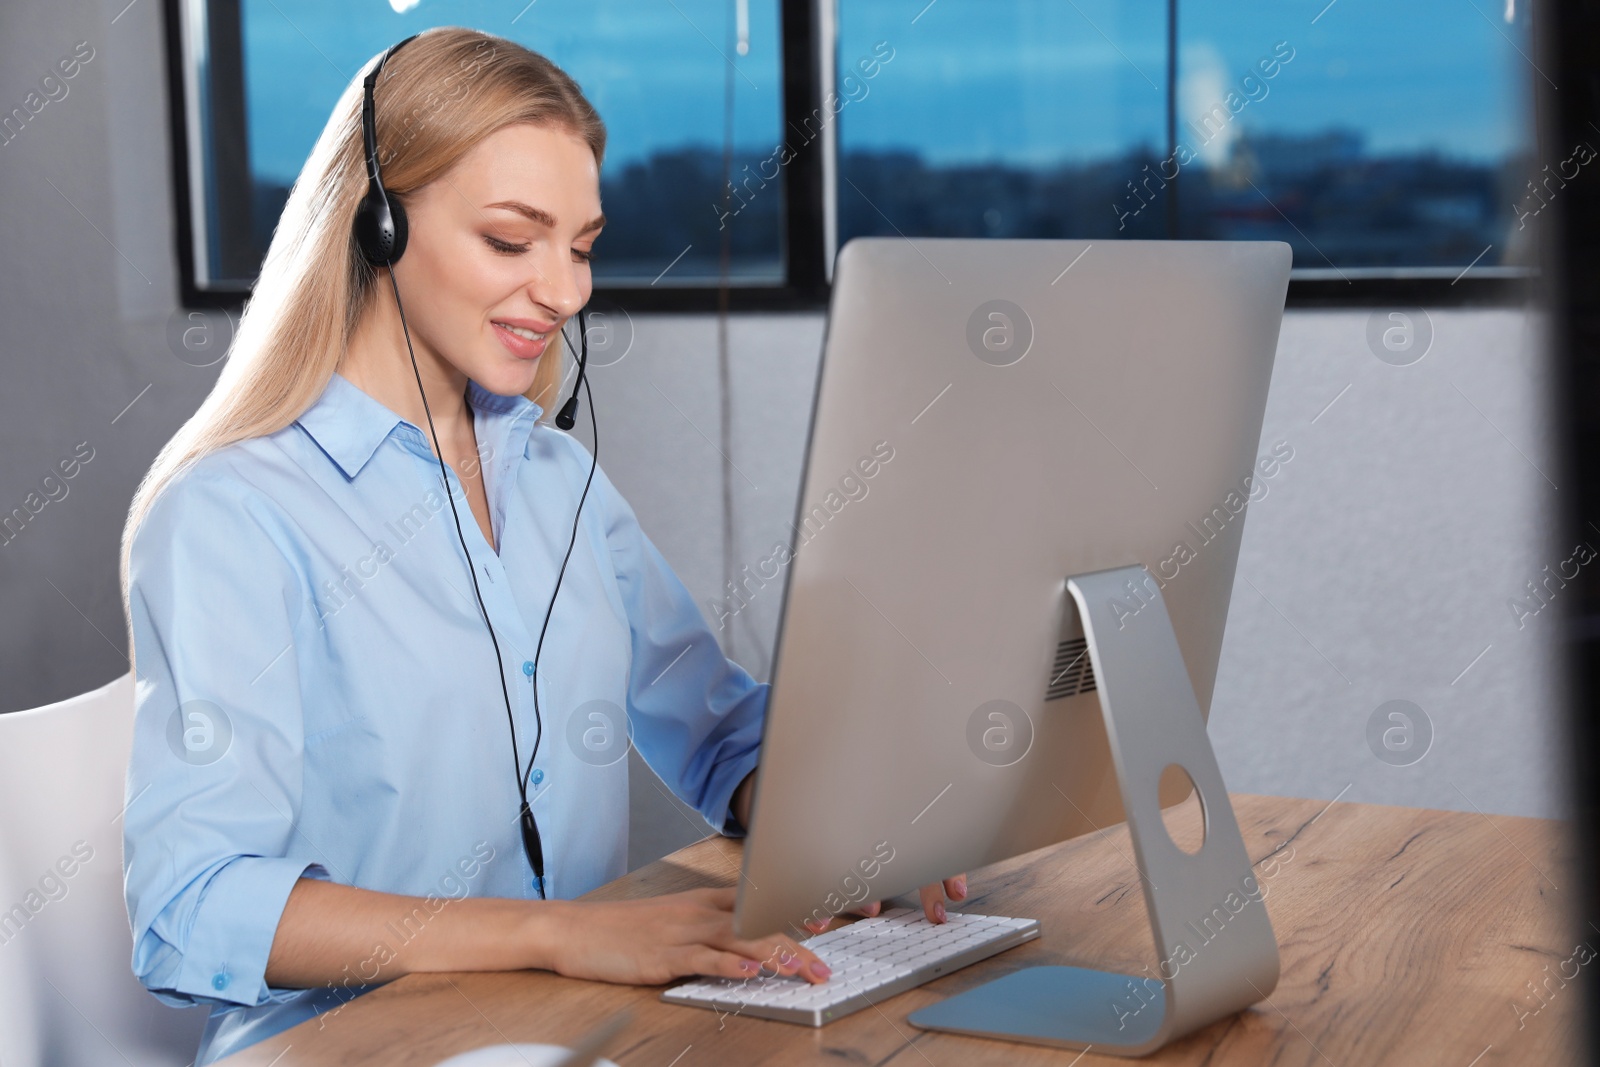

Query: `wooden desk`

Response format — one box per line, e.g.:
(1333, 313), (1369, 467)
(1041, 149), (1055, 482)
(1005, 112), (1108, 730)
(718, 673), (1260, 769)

(219, 794), (1578, 1065)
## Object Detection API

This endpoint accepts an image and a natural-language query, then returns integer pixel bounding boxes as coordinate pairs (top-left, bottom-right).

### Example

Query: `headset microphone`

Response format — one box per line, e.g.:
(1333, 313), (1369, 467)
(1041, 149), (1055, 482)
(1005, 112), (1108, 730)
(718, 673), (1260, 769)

(354, 34), (601, 901)
(554, 308), (589, 430)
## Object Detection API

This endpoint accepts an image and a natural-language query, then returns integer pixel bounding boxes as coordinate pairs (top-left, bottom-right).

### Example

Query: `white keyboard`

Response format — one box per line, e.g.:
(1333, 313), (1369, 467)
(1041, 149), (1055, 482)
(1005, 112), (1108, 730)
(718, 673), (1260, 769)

(661, 907), (1040, 1026)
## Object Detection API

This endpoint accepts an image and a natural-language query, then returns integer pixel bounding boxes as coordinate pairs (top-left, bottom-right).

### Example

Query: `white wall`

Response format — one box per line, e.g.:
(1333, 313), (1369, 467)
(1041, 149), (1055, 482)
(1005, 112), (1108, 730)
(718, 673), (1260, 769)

(1210, 307), (1561, 820)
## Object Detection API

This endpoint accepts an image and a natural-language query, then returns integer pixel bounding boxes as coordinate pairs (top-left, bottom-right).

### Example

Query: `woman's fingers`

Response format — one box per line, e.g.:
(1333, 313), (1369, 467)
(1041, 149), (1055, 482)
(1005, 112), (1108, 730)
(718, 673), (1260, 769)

(724, 933), (832, 983)
(918, 874), (968, 922)
(681, 890), (831, 982)
(803, 898), (883, 935)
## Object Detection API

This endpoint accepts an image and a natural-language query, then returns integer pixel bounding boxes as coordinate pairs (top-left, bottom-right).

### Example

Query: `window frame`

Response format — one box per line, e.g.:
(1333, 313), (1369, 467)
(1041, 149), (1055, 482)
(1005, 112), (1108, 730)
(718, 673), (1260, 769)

(162, 0), (1534, 312)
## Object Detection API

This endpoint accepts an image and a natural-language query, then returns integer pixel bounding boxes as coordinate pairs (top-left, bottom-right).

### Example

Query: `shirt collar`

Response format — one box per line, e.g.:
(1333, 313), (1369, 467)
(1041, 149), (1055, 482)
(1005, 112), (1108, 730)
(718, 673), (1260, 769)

(296, 372), (544, 480)
(296, 372), (403, 479)
(466, 378), (545, 470)
(465, 376), (544, 428)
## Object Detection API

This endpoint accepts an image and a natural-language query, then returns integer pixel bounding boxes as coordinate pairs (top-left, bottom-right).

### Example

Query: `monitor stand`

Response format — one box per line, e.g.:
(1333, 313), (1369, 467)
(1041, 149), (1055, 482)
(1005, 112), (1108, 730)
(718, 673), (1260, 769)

(909, 564), (1281, 1055)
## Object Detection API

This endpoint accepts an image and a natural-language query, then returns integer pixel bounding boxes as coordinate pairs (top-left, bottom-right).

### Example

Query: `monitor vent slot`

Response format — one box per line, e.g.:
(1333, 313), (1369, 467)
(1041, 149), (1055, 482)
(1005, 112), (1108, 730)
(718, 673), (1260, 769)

(1045, 637), (1097, 700)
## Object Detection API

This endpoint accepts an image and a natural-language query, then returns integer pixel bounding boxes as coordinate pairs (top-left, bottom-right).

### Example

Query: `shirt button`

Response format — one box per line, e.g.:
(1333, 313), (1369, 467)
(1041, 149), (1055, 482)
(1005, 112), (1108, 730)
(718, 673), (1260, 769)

(521, 661), (535, 677)
(212, 971), (230, 991)
(531, 768), (545, 785)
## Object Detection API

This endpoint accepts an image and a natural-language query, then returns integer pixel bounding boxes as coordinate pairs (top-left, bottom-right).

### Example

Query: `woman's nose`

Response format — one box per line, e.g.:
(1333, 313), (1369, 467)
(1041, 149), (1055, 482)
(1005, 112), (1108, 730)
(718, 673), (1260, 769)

(527, 251), (585, 320)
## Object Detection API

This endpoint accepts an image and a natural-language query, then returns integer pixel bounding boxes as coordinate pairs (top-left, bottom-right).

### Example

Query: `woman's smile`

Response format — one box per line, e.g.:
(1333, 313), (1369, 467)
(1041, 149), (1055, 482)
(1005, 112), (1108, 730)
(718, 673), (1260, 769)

(491, 317), (554, 360)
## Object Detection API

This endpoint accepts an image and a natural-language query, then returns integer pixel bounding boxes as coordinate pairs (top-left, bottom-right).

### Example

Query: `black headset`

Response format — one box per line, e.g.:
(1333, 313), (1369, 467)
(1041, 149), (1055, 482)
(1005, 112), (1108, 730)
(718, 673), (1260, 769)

(353, 34), (600, 899)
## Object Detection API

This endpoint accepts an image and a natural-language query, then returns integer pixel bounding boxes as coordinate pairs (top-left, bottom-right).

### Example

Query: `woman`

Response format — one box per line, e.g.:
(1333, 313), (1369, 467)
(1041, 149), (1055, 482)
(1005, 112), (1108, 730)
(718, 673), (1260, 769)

(120, 28), (964, 1064)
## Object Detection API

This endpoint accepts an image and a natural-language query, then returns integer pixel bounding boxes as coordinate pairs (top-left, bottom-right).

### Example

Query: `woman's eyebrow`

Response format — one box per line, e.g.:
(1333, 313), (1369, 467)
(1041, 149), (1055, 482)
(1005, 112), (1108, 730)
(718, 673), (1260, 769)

(485, 199), (605, 234)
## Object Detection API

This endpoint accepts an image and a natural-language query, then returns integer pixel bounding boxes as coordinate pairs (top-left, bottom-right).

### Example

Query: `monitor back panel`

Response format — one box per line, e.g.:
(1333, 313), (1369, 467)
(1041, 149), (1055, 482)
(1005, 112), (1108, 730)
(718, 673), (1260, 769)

(736, 238), (1292, 938)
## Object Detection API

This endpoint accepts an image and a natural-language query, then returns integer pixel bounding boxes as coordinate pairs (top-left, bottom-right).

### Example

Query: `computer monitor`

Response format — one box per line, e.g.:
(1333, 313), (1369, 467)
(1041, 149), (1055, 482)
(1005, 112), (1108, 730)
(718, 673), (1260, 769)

(734, 237), (1293, 1053)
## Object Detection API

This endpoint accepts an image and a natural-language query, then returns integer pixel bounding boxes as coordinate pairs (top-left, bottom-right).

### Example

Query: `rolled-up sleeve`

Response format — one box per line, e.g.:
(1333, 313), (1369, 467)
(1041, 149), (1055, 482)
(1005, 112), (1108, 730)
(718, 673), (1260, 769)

(123, 460), (328, 1008)
(572, 439), (767, 837)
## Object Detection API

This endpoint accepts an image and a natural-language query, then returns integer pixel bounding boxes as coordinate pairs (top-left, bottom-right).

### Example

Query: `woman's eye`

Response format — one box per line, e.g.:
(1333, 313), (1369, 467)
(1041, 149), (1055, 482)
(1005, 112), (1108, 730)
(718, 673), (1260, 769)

(483, 235), (528, 255)
(483, 235), (595, 263)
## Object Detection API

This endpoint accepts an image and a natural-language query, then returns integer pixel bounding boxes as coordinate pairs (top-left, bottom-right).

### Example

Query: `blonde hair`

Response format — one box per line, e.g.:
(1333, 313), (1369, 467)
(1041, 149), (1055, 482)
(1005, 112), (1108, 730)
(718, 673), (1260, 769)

(120, 27), (606, 630)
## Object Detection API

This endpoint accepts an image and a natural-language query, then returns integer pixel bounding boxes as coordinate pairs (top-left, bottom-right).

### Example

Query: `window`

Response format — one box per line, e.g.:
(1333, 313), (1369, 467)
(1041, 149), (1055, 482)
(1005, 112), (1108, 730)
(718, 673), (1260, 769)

(170, 0), (1537, 307)
(834, 0), (1536, 301)
(172, 0), (788, 299)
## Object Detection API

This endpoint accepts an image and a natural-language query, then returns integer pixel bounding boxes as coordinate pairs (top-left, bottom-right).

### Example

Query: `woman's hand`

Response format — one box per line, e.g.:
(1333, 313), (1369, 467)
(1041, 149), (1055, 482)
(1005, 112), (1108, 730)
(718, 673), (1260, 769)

(803, 873), (969, 934)
(544, 887), (833, 986)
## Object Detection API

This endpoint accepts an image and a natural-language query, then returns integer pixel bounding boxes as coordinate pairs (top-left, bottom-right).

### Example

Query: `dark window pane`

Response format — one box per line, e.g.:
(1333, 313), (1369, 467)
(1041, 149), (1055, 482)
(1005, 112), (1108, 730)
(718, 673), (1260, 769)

(1175, 0), (1536, 274)
(837, 1), (1170, 245)
(191, 0), (786, 290)
(837, 0), (1536, 277)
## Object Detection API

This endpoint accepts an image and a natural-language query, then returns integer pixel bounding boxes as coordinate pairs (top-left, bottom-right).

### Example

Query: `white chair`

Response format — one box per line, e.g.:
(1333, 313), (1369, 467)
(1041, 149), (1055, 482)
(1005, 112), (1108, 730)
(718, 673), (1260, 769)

(0, 673), (206, 1067)
(0, 815), (43, 1067)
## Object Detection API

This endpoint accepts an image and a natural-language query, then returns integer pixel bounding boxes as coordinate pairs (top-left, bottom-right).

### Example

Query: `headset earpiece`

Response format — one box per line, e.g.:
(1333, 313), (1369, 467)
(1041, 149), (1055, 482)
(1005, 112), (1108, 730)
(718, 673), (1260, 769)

(355, 183), (408, 265)
(353, 34), (419, 267)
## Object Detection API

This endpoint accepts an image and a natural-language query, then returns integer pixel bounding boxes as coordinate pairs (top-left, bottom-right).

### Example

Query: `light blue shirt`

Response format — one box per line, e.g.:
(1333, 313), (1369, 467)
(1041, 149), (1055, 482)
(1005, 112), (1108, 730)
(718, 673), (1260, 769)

(122, 371), (766, 1064)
